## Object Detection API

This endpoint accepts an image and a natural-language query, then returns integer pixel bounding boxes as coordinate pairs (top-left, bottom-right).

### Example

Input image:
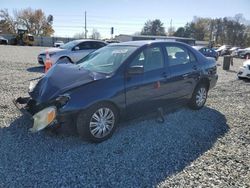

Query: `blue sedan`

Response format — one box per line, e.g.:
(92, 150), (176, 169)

(14, 41), (218, 142)
(193, 46), (219, 61)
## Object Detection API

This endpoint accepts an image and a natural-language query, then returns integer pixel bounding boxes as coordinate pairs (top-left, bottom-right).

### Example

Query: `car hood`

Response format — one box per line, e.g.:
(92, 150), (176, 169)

(30, 63), (107, 103)
(40, 48), (66, 55)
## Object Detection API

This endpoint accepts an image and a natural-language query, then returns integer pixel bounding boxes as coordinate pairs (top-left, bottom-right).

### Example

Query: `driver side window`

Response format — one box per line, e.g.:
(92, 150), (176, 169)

(130, 47), (164, 72)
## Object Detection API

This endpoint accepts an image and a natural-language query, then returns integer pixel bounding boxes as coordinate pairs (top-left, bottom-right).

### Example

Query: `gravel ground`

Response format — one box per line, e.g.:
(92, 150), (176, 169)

(0, 45), (249, 187)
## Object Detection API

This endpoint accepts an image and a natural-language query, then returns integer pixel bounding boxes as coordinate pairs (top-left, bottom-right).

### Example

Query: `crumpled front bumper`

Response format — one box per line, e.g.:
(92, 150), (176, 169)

(13, 97), (33, 117)
(13, 97), (58, 132)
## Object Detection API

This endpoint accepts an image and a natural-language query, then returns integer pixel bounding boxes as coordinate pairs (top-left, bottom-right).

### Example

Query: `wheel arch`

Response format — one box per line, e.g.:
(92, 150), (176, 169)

(197, 77), (210, 91)
(76, 100), (121, 119)
(92, 100), (121, 117)
(58, 56), (73, 63)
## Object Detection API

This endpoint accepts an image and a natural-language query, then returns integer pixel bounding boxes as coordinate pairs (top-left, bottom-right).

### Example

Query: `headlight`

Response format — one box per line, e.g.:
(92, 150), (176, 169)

(30, 106), (57, 132)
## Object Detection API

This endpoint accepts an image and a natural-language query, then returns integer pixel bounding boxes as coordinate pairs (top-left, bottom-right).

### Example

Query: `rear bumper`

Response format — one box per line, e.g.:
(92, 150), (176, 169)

(209, 74), (218, 89)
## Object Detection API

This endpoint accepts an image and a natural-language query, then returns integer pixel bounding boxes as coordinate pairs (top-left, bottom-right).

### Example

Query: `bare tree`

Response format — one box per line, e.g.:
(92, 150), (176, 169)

(90, 29), (101, 39)
(0, 8), (54, 36)
(73, 32), (85, 39)
(0, 9), (17, 34)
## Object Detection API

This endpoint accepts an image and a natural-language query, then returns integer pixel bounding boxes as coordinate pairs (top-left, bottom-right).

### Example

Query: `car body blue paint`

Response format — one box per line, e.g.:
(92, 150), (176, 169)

(25, 41), (218, 121)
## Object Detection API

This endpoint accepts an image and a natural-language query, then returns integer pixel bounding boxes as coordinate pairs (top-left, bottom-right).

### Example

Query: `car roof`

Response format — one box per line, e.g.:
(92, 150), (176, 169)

(108, 40), (188, 47)
(192, 46), (205, 50)
(73, 39), (107, 43)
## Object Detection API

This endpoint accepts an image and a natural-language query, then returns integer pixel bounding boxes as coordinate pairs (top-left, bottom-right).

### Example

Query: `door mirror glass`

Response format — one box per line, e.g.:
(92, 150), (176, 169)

(127, 65), (144, 75)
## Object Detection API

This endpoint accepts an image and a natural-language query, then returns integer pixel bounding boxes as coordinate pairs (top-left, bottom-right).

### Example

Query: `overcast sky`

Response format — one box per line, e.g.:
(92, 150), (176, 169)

(1, 0), (250, 38)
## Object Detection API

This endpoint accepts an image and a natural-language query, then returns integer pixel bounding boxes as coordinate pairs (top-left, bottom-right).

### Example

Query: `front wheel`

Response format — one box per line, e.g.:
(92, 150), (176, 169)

(188, 84), (208, 110)
(77, 103), (118, 143)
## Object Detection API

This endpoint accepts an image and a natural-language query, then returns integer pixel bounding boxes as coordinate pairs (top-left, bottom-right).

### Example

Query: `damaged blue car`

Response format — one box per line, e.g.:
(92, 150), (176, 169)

(14, 41), (218, 142)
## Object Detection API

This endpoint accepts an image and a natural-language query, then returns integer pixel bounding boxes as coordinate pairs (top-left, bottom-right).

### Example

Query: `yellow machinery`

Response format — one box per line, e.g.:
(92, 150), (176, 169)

(15, 29), (34, 46)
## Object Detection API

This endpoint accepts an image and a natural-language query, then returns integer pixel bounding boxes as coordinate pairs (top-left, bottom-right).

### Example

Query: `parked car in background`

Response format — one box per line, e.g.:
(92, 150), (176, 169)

(0, 36), (8, 45)
(54, 41), (64, 47)
(238, 47), (250, 59)
(105, 39), (120, 44)
(15, 41), (218, 142)
(193, 46), (218, 60)
(38, 39), (107, 65)
(215, 45), (231, 56)
(229, 47), (241, 57)
(238, 59), (250, 79)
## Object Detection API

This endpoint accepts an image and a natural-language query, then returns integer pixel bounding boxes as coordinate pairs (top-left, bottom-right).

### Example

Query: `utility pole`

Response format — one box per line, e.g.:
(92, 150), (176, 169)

(111, 27), (114, 39)
(170, 19), (172, 35)
(85, 11), (87, 39)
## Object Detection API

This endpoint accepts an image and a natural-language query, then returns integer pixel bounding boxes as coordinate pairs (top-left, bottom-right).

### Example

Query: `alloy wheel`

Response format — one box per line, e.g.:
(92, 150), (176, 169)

(196, 87), (207, 107)
(89, 107), (115, 138)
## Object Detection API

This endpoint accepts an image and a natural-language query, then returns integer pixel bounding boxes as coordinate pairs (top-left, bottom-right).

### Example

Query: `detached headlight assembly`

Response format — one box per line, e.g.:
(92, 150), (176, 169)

(30, 106), (57, 132)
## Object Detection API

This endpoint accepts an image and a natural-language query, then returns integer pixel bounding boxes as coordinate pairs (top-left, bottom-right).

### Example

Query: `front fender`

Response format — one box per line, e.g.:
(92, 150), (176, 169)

(58, 74), (126, 115)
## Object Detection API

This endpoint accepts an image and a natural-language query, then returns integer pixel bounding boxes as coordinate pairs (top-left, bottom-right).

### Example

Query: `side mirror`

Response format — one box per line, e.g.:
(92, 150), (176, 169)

(73, 46), (80, 51)
(127, 65), (144, 75)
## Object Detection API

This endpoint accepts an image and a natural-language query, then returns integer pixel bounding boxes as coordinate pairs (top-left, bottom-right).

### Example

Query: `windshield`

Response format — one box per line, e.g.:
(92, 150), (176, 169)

(60, 40), (78, 50)
(78, 46), (137, 74)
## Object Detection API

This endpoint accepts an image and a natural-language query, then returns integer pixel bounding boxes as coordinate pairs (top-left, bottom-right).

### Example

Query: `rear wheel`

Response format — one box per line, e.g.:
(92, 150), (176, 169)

(77, 103), (118, 143)
(188, 84), (208, 110)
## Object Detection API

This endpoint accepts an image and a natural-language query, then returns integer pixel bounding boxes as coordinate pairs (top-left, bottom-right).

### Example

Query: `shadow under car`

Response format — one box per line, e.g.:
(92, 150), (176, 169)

(0, 106), (229, 187)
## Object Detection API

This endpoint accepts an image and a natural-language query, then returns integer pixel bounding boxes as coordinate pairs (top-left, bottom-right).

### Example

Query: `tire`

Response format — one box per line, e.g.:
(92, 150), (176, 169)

(76, 103), (118, 143)
(188, 84), (208, 110)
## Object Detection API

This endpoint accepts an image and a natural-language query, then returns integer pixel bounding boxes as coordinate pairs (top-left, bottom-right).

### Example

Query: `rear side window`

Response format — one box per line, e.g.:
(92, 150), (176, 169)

(165, 45), (196, 66)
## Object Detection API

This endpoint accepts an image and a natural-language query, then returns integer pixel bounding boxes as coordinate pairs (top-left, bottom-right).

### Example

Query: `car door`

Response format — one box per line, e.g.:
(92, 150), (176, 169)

(125, 45), (171, 116)
(70, 41), (95, 62)
(165, 44), (200, 100)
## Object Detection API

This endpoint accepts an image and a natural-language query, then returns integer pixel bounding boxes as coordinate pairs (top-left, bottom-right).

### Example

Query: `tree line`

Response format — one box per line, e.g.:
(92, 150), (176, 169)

(141, 14), (250, 47)
(1, 8), (250, 47)
(0, 8), (54, 36)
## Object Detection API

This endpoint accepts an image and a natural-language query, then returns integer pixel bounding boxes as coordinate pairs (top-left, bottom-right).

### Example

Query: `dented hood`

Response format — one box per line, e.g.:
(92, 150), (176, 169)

(30, 63), (106, 103)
